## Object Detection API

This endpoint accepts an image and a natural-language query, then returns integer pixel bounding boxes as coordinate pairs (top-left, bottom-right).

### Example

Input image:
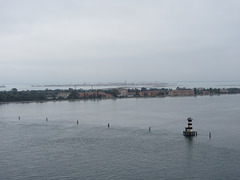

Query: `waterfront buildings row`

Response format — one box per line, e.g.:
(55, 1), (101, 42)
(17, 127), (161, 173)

(57, 89), (167, 99)
(168, 90), (194, 96)
(57, 88), (219, 99)
(0, 87), (237, 102)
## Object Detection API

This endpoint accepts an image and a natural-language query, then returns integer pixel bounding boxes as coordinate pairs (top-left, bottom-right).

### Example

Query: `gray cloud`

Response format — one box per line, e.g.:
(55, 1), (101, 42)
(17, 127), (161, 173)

(0, 0), (240, 84)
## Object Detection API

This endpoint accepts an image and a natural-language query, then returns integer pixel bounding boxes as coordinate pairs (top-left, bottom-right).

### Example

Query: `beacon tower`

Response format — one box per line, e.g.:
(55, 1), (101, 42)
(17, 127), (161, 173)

(183, 117), (197, 136)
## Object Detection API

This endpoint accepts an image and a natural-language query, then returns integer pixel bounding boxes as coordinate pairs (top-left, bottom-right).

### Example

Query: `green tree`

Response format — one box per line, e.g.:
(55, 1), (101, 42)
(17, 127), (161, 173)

(194, 88), (197, 95)
(111, 89), (118, 97)
(209, 88), (213, 94)
(68, 90), (79, 99)
(135, 89), (139, 96)
(11, 88), (18, 92)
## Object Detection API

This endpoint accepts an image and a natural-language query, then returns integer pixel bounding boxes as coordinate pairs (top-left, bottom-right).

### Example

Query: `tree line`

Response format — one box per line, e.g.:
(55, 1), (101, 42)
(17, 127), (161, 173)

(1, 87), (240, 102)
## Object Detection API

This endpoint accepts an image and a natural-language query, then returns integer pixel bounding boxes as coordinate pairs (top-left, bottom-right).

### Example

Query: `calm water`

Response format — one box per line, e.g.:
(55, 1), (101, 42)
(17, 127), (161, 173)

(1, 95), (240, 179)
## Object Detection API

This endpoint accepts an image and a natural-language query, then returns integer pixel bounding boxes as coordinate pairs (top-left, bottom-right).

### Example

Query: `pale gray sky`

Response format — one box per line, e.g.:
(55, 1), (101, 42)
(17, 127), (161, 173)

(0, 0), (240, 84)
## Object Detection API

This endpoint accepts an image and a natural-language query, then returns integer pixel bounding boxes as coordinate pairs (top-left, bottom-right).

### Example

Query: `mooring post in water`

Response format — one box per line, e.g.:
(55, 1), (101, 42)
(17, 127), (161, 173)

(18, 116), (20, 120)
(46, 118), (48, 122)
(209, 132), (211, 138)
(77, 120), (79, 125)
(108, 123), (110, 128)
(149, 127), (151, 132)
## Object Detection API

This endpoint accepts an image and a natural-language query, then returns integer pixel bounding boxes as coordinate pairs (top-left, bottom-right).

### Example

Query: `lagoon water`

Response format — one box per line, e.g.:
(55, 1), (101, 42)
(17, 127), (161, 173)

(1, 95), (240, 179)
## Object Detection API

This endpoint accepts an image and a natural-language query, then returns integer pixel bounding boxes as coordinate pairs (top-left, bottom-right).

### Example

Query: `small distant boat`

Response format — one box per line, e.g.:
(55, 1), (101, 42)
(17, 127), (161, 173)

(0, 85), (6, 88)
(183, 117), (197, 136)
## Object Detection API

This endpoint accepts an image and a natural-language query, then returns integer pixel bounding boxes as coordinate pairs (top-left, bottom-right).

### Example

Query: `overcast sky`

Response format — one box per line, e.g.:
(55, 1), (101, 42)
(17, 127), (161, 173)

(0, 0), (240, 84)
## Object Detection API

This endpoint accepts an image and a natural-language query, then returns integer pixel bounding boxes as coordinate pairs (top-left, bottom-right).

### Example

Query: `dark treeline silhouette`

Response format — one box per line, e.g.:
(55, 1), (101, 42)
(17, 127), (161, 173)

(0, 89), (51, 102)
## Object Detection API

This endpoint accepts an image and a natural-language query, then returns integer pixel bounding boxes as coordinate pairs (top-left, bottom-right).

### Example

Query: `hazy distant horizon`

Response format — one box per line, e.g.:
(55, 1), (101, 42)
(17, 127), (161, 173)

(1, 80), (240, 92)
(1, 0), (240, 84)
(2, 80), (240, 86)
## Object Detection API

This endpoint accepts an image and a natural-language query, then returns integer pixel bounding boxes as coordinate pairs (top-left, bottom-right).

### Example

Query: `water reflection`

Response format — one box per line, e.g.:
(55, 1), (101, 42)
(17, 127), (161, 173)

(183, 135), (197, 163)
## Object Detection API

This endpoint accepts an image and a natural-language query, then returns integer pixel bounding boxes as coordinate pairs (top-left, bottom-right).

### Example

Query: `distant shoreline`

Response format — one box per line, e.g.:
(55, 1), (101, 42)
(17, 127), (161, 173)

(0, 87), (240, 104)
(0, 95), (233, 105)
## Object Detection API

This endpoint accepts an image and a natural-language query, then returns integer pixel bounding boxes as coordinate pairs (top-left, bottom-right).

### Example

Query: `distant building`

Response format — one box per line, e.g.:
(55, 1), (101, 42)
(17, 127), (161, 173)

(78, 92), (113, 99)
(57, 92), (71, 99)
(201, 91), (210, 95)
(139, 90), (166, 97)
(79, 92), (96, 98)
(127, 91), (136, 98)
(98, 92), (113, 98)
(168, 90), (194, 96)
(220, 89), (229, 93)
(118, 89), (128, 97)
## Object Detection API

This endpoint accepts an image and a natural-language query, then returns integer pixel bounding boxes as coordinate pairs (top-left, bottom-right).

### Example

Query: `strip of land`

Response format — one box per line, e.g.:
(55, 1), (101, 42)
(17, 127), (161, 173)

(1, 87), (240, 102)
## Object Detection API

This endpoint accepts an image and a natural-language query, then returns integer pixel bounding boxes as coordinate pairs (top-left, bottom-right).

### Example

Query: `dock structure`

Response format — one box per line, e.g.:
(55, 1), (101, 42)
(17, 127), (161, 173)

(183, 117), (197, 136)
